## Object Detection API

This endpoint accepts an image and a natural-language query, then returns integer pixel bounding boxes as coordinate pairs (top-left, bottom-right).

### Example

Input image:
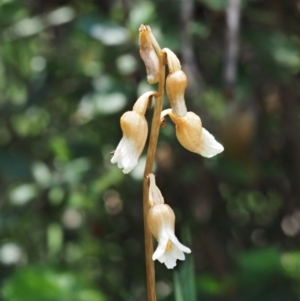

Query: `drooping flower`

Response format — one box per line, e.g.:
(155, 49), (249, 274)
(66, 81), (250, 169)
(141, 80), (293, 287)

(111, 111), (147, 173)
(166, 70), (188, 117)
(111, 92), (156, 173)
(163, 48), (188, 117)
(139, 24), (159, 84)
(148, 203), (191, 269)
(161, 109), (224, 158)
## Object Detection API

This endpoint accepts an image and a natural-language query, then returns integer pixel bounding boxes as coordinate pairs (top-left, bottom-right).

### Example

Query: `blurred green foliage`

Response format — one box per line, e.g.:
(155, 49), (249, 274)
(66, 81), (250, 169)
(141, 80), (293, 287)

(2, 266), (106, 301)
(1, 0), (300, 300)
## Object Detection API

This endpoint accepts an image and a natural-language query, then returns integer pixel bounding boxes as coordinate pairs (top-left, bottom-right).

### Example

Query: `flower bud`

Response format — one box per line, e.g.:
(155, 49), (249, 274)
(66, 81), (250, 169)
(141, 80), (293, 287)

(139, 24), (159, 84)
(162, 48), (187, 117)
(111, 111), (148, 173)
(163, 48), (181, 73)
(166, 70), (188, 117)
(161, 110), (224, 158)
(147, 204), (191, 269)
(148, 173), (164, 207)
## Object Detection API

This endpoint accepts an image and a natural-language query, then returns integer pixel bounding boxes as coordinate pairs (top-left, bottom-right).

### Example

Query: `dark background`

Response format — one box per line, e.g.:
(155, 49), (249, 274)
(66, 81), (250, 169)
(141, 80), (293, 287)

(1, 0), (300, 300)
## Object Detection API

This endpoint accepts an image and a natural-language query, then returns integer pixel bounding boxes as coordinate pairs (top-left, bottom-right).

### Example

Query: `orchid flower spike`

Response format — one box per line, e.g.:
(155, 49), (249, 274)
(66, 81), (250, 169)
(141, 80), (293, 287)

(163, 48), (187, 117)
(161, 109), (224, 158)
(148, 203), (191, 269)
(111, 91), (156, 173)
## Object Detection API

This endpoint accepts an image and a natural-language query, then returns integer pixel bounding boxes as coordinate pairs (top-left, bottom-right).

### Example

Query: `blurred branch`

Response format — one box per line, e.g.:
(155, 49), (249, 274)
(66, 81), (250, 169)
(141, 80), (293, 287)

(180, 0), (204, 98)
(224, 0), (241, 99)
(281, 87), (300, 202)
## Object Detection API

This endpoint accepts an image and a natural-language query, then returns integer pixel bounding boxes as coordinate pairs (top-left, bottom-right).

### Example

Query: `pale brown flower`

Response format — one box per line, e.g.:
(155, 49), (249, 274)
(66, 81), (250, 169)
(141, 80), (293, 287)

(111, 92), (156, 173)
(139, 24), (159, 84)
(163, 48), (187, 117)
(148, 204), (191, 269)
(161, 109), (224, 157)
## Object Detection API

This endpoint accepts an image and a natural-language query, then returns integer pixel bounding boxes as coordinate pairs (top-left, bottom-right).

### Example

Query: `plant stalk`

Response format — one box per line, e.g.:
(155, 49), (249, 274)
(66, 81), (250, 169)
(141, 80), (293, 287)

(143, 51), (166, 301)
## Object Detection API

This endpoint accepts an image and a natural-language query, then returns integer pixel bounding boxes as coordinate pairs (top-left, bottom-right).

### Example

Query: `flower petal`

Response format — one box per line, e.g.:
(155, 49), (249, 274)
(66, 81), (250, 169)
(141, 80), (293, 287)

(152, 237), (168, 261)
(119, 141), (138, 173)
(153, 246), (165, 261)
(111, 138), (124, 164)
(164, 254), (177, 269)
(171, 244), (185, 261)
(169, 232), (191, 254)
(111, 137), (139, 174)
(199, 127), (224, 158)
(157, 253), (167, 264)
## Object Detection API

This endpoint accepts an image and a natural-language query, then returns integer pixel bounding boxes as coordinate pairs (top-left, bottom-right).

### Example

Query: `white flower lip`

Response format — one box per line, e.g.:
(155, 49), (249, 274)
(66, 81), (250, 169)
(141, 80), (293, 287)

(199, 127), (224, 158)
(111, 136), (140, 174)
(152, 226), (191, 269)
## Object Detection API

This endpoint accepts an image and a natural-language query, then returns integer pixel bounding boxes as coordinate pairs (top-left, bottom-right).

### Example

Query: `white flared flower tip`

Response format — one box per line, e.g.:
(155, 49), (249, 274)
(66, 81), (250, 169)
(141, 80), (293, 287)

(111, 111), (148, 174)
(111, 137), (139, 174)
(152, 227), (191, 269)
(200, 127), (224, 158)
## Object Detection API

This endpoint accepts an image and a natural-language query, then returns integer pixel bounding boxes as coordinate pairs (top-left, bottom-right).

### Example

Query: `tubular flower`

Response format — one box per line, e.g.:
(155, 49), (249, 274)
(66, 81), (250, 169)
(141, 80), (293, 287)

(163, 48), (188, 117)
(148, 204), (191, 269)
(111, 92), (155, 173)
(161, 109), (224, 158)
(111, 111), (147, 173)
(166, 70), (188, 117)
(139, 24), (159, 84)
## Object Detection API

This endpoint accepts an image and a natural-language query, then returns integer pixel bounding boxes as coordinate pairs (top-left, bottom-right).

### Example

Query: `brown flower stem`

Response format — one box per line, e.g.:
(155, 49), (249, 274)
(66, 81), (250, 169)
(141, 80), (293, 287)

(143, 51), (166, 301)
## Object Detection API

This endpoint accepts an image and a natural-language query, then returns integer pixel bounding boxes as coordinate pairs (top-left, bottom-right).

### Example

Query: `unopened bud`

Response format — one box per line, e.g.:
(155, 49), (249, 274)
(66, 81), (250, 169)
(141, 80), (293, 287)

(139, 24), (159, 84)
(148, 173), (164, 207)
(166, 70), (188, 117)
(163, 48), (181, 73)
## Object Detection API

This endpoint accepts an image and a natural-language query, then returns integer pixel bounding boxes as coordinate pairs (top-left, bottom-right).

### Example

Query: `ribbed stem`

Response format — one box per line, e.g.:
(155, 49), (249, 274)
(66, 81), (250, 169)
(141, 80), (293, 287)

(143, 51), (166, 301)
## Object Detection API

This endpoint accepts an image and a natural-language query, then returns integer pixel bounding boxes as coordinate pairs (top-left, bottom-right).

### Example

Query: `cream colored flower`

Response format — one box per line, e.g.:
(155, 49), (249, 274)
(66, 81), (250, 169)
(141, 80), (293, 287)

(148, 204), (191, 269)
(139, 24), (159, 84)
(111, 111), (147, 173)
(163, 48), (187, 117)
(166, 70), (188, 117)
(161, 109), (224, 158)
(111, 92), (155, 173)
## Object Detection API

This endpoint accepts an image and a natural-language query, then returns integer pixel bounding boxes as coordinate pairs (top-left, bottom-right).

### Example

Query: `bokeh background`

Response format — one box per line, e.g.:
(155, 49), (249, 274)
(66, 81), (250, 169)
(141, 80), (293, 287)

(1, 0), (300, 300)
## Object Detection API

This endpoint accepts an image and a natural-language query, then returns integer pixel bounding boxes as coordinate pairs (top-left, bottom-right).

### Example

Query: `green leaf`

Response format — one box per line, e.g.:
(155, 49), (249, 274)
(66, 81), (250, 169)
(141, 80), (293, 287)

(174, 226), (196, 301)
